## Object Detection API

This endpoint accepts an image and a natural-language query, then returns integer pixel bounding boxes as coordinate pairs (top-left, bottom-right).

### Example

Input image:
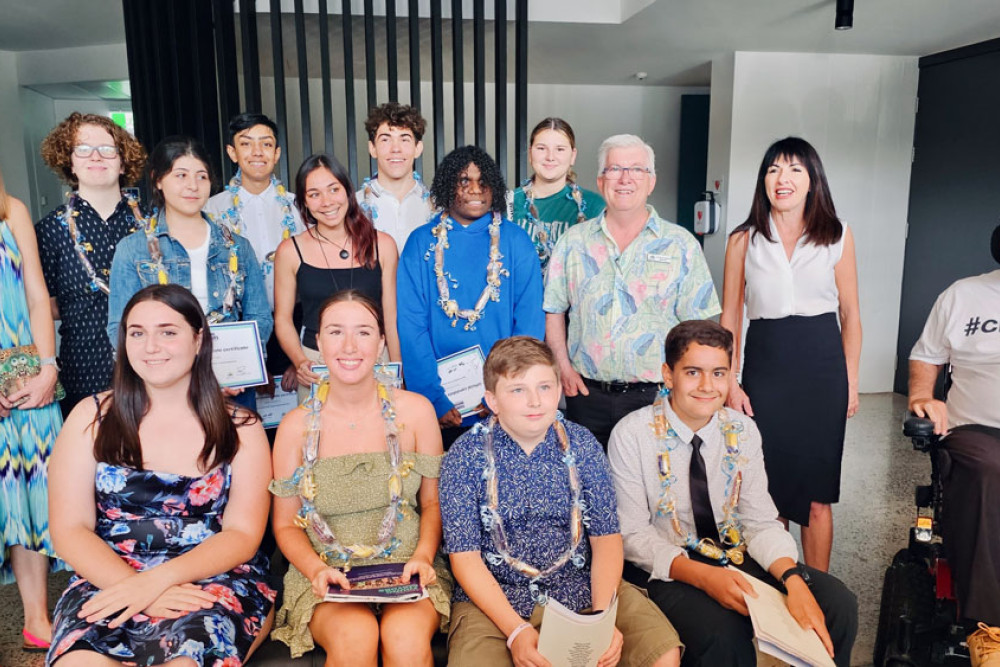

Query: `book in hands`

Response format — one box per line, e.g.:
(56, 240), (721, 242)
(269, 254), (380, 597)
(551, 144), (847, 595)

(537, 591), (618, 667)
(324, 563), (428, 604)
(728, 567), (836, 667)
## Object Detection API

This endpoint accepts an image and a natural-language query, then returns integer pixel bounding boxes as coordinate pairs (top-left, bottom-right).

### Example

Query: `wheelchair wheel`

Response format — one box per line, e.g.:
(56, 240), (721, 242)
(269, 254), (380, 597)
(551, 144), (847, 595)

(873, 550), (935, 666)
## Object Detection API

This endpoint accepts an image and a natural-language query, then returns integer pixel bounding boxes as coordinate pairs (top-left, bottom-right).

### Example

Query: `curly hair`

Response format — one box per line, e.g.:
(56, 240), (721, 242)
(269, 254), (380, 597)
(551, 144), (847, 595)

(430, 145), (506, 215)
(364, 102), (426, 142)
(40, 112), (146, 188)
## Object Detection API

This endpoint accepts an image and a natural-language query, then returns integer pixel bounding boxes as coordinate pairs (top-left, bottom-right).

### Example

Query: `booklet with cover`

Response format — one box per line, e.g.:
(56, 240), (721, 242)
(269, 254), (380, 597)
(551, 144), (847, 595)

(729, 567), (837, 667)
(324, 563), (428, 604)
(537, 591), (618, 667)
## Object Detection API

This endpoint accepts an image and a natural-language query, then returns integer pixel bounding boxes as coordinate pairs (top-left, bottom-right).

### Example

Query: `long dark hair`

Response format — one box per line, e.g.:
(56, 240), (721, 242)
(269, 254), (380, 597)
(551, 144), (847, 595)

(147, 136), (215, 213)
(529, 117), (578, 185)
(294, 153), (378, 269)
(94, 284), (244, 472)
(431, 145), (507, 214)
(733, 136), (842, 246)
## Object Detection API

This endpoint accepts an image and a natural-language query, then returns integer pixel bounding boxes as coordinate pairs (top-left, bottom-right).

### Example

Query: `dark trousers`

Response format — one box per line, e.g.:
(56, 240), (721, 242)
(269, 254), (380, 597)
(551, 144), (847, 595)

(564, 381), (659, 449)
(940, 425), (1000, 626)
(625, 556), (858, 667)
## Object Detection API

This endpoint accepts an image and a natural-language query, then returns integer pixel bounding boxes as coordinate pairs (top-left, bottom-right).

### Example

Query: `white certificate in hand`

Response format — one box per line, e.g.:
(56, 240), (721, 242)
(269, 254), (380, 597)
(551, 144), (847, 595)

(209, 321), (268, 389)
(256, 377), (300, 428)
(436, 346), (486, 417)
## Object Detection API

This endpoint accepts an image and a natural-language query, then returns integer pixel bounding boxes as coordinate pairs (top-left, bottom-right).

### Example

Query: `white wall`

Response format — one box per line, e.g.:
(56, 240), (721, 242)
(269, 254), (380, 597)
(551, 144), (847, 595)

(16, 44), (129, 86)
(261, 77), (699, 221)
(703, 52), (919, 392)
(20, 87), (62, 220)
(0, 51), (30, 204)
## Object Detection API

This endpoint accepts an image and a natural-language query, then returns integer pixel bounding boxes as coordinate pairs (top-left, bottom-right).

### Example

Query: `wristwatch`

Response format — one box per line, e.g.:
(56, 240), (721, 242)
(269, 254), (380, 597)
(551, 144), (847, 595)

(779, 564), (812, 587)
(39, 356), (60, 371)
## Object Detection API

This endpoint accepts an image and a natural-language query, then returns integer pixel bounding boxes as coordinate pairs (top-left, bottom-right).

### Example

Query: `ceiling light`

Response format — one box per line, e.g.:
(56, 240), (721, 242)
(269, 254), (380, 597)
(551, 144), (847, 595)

(835, 0), (854, 30)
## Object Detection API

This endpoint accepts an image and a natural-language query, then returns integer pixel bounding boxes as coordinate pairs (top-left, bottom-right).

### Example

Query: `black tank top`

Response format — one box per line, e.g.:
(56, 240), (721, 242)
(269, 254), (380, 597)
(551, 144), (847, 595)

(293, 236), (383, 349)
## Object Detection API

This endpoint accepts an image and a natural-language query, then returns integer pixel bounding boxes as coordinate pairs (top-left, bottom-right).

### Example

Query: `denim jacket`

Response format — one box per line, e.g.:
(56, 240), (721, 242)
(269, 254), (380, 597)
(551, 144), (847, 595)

(107, 212), (273, 349)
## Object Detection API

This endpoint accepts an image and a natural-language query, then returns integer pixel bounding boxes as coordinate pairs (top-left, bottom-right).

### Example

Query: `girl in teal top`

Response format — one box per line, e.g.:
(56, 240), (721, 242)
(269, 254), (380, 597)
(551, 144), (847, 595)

(511, 118), (604, 273)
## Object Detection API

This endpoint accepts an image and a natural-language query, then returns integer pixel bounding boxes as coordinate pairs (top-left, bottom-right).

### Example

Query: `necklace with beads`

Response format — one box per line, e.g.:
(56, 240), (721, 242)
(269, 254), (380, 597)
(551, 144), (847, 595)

(292, 378), (410, 569)
(649, 390), (747, 565)
(359, 172), (431, 224)
(217, 170), (297, 262)
(520, 180), (587, 265)
(423, 212), (507, 331)
(138, 208), (242, 323)
(59, 193), (140, 295)
(478, 414), (588, 604)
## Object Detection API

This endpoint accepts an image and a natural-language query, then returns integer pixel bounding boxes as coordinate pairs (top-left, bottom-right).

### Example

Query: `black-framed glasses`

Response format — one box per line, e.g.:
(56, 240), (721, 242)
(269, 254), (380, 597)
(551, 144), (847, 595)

(602, 165), (653, 180)
(73, 144), (119, 159)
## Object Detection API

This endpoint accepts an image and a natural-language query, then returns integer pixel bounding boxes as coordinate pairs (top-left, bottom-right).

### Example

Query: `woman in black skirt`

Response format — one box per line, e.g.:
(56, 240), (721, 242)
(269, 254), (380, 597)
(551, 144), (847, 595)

(720, 136), (861, 572)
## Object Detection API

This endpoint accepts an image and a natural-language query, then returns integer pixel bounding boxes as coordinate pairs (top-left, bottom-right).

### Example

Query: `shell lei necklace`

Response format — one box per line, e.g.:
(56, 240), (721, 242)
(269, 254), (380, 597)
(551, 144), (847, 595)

(650, 390), (747, 565)
(220, 170), (297, 261)
(520, 180), (587, 263)
(478, 414), (588, 604)
(424, 212), (507, 330)
(59, 193), (140, 295)
(359, 171), (431, 223)
(139, 209), (241, 323)
(292, 379), (410, 569)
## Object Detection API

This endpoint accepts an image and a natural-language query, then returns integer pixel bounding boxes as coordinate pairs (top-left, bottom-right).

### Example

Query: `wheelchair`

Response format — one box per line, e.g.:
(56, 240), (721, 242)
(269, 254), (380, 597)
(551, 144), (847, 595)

(872, 415), (968, 666)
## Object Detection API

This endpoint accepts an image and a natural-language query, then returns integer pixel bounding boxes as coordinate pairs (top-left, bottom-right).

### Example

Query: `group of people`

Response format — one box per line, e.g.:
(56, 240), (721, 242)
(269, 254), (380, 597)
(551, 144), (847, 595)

(0, 97), (988, 667)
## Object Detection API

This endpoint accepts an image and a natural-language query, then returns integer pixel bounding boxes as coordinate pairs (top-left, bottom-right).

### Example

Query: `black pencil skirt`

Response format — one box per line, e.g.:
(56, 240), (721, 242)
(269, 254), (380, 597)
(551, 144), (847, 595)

(742, 312), (848, 526)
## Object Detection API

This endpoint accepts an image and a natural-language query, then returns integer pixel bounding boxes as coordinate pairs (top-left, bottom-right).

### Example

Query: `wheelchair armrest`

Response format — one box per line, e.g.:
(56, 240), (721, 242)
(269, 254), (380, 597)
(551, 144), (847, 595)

(903, 413), (940, 452)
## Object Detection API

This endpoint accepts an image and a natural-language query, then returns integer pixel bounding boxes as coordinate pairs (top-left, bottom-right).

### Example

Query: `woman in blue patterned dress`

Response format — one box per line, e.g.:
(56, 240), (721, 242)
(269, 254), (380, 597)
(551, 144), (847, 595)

(0, 166), (65, 652)
(47, 284), (276, 666)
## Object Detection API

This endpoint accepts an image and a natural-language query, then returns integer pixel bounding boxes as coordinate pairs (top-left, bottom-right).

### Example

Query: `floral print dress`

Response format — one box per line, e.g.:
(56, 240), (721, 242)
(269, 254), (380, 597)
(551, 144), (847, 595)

(48, 462), (277, 666)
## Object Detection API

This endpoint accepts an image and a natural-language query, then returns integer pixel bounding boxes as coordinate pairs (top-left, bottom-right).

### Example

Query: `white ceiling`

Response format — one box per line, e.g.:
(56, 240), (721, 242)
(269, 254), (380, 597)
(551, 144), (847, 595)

(1, 0), (999, 87)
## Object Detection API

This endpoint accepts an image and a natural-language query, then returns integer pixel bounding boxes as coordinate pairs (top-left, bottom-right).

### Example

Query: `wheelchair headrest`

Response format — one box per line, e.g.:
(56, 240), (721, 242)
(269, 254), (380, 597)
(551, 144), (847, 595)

(993, 223), (1000, 265)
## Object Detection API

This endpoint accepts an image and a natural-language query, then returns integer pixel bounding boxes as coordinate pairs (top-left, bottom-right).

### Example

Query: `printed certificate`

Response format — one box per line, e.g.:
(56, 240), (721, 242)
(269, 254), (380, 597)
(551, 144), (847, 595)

(256, 377), (300, 428)
(209, 321), (267, 389)
(436, 346), (486, 417)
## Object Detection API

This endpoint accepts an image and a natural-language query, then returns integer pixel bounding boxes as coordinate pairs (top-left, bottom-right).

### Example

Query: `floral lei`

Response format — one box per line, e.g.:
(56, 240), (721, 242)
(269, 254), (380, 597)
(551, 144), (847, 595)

(520, 180), (587, 264)
(58, 193), (140, 295)
(650, 390), (747, 565)
(359, 172), (431, 223)
(217, 170), (297, 262)
(292, 379), (409, 569)
(138, 208), (241, 323)
(423, 212), (507, 330)
(477, 414), (588, 604)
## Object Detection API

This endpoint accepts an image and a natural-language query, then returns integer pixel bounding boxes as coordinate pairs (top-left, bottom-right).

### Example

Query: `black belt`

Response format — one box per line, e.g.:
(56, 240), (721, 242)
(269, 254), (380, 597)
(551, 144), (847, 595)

(581, 377), (660, 394)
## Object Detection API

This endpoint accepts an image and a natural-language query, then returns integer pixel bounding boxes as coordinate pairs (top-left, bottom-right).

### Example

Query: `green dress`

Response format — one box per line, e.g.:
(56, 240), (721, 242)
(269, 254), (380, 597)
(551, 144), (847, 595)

(269, 451), (451, 658)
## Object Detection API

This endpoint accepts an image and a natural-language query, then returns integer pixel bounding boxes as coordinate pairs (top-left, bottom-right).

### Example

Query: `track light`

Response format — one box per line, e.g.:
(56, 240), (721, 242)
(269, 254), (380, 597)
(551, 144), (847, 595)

(835, 0), (854, 30)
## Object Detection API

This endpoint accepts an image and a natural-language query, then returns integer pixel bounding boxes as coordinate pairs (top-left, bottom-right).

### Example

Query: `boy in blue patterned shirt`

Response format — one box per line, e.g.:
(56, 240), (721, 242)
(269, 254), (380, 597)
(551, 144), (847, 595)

(439, 336), (682, 667)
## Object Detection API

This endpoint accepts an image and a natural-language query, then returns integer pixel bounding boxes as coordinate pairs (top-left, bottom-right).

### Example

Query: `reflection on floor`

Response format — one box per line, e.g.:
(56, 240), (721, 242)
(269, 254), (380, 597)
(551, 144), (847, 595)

(0, 392), (925, 667)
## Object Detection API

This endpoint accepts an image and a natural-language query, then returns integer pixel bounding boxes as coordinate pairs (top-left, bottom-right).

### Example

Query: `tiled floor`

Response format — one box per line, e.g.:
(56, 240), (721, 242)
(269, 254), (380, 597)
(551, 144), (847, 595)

(0, 392), (929, 667)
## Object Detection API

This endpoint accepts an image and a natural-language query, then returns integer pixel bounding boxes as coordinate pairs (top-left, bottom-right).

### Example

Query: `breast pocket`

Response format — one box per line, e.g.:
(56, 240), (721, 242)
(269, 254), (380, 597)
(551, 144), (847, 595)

(645, 252), (681, 310)
(135, 258), (189, 287)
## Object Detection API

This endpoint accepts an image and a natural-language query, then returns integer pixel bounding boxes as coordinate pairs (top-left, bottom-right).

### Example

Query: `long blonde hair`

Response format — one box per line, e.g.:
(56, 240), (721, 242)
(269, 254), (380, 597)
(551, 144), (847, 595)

(0, 165), (9, 221)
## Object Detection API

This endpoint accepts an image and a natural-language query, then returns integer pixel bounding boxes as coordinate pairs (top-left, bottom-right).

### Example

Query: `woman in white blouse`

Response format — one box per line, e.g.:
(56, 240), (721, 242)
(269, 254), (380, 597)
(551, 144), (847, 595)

(720, 137), (861, 572)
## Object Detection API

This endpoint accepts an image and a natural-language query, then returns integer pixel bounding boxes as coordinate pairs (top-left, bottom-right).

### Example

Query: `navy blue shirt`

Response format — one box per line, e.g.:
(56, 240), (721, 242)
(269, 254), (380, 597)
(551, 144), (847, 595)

(439, 418), (619, 616)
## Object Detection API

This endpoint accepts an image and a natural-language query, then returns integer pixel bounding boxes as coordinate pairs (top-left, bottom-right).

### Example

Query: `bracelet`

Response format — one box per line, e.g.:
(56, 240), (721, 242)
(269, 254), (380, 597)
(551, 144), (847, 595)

(39, 356), (58, 369)
(506, 621), (532, 650)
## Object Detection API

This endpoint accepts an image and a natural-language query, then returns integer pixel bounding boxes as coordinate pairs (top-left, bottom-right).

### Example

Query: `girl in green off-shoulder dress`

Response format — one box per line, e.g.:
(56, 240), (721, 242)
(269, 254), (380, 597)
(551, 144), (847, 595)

(270, 289), (450, 664)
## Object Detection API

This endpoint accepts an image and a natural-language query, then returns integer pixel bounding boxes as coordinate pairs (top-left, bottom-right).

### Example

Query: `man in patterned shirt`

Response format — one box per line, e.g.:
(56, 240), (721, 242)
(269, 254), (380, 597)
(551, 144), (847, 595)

(544, 134), (720, 448)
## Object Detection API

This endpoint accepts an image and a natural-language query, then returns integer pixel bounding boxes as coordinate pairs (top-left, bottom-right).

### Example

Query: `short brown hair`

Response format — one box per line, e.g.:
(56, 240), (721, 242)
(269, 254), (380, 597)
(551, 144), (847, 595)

(364, 102), (426, 142)
(663, 320), (733, 368)
(40, 112), (146, 188)
(483, 336), (559, 392)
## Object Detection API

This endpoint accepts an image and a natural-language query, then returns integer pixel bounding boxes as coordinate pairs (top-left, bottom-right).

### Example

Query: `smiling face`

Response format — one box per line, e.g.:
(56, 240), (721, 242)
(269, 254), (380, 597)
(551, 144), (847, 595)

(226, 124), (280, 184)
(598, 145), (656, 216)
(156, 154), (212, 217)
(368, 123), (423, 181)
(485, 363), (561, 449)
(530, 128), (576, 186)
(316, 300), (385, 384)
(764, 154), (811, 216)
(450, 162), (493, 225)
(303, 166), (350, 232)
(125, 300), (202, 390)
(72, 123), (123, 190)
(662, 342), (731, 432)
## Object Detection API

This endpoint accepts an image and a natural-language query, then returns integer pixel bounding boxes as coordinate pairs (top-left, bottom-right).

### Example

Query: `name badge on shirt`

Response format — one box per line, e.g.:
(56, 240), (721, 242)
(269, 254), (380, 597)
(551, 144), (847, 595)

(648, 253), (673, 263)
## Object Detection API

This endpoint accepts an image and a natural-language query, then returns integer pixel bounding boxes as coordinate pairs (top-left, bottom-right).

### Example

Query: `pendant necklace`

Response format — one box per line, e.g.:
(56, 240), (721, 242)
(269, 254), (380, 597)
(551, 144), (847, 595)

(312, 227), (353, 295)
(314, 226), (351, 260)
